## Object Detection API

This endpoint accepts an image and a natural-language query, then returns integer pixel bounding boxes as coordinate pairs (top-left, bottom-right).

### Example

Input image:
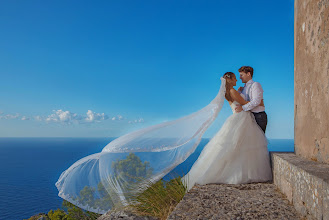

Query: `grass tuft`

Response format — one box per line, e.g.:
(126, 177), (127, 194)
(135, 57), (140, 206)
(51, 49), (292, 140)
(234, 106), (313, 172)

(129, 175), (188, 220)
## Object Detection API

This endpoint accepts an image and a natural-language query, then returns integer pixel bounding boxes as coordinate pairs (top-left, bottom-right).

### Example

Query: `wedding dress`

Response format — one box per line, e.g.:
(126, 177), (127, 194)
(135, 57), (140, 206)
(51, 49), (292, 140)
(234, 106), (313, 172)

(182, 94), (272, 191)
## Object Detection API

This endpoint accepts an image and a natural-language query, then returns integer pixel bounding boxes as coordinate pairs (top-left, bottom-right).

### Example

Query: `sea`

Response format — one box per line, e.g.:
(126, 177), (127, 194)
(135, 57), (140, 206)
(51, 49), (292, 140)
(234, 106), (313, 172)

(0, 137), (294, 220)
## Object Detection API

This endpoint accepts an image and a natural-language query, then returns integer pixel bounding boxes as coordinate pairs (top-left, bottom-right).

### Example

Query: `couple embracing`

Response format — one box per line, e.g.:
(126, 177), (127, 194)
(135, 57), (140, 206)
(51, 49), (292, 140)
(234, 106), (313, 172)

(183, 66), (272, 190)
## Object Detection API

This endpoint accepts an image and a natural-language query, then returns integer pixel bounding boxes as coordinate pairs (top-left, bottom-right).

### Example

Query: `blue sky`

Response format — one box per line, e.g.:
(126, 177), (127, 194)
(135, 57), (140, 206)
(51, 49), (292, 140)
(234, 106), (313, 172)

(0, 0), (294, 139)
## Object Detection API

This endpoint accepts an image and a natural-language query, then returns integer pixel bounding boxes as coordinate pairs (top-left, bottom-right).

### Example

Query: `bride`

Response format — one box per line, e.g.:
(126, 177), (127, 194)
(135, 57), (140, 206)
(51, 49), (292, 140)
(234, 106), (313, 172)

(55, 72), (272, 214)
(182, 72), (272, 191)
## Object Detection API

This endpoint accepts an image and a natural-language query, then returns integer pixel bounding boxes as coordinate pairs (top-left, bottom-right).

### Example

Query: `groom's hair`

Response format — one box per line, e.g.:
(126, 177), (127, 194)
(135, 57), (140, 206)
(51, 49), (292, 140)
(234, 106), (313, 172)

(238, 66), (253, 78)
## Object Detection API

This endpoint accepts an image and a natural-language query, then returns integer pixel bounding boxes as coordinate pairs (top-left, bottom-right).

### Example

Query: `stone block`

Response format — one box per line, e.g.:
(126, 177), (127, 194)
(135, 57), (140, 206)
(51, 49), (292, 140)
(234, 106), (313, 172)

(271, 153), (329, 220)
(280, 175), (293, 203)
(323, 180), (329, 220)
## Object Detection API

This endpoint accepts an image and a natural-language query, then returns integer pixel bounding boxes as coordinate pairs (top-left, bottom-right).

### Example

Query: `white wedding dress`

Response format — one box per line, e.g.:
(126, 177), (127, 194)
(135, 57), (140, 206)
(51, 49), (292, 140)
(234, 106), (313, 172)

(182, 94), (272, 191)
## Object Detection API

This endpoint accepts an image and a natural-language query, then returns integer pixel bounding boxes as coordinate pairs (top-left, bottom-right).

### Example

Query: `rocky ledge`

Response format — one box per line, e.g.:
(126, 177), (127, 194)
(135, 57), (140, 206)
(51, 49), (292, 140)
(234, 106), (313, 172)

(98, 209), (158, 220)
(167, 182), (301, 220)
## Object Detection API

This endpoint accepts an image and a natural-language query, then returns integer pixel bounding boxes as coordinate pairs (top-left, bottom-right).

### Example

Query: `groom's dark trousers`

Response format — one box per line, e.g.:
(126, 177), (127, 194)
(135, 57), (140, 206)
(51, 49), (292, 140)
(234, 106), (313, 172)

(252, 112), (267, 133)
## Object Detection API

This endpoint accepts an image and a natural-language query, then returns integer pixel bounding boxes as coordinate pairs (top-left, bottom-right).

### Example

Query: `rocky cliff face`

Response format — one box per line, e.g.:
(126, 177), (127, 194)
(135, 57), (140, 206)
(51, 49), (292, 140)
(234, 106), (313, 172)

(294, 0), (329, 163)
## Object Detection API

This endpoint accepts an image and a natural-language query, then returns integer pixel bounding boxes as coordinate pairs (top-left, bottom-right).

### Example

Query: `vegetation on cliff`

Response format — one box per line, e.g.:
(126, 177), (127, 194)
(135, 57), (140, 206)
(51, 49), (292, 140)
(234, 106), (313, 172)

(25, 200), (100, 220)
(27, 153), (186, 220)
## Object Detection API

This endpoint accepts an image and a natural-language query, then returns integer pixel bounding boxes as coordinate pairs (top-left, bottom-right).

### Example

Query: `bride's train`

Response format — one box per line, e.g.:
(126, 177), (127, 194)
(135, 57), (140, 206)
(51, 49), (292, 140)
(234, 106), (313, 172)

(56, 79), (226, 214)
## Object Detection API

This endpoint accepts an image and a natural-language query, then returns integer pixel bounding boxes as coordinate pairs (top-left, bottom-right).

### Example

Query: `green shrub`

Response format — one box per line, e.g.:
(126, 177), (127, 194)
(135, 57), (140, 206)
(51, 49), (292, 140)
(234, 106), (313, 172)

(129, 175), (187, 220)
(48, 209), (66, 220)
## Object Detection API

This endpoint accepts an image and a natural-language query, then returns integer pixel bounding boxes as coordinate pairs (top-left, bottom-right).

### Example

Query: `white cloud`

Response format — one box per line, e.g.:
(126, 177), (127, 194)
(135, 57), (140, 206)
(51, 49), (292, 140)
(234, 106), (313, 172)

(44, 109), (110, 124)
(46, 110), (79, 124)
(85, 110), (109, 122)
(0, 113), (20, 120)
(128, 118), (144, 124)
(34, 116), (43, 121)
(0, 109), (130, 125)
(111, 115), (124, 121)
(21, 116), (30, 120)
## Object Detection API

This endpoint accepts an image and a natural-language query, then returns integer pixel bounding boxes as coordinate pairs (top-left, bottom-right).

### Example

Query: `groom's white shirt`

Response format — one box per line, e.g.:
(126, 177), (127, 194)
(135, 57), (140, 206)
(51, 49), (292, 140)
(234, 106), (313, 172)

(240, 79), (265, 113)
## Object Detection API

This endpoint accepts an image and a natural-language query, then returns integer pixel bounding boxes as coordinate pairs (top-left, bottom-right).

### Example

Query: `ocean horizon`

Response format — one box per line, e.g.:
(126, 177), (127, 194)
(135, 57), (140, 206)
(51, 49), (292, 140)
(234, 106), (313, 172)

(0, 137), (294, 220)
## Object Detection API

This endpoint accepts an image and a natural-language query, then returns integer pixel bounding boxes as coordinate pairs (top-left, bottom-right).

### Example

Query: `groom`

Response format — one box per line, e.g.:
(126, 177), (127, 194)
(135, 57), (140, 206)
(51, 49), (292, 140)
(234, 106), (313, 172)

(235, 66), (268, 133)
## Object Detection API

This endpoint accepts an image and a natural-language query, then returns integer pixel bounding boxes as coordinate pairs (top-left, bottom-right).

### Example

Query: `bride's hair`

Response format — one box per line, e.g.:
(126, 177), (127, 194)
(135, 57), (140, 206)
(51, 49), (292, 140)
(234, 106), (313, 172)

(223, 72), (235, 102)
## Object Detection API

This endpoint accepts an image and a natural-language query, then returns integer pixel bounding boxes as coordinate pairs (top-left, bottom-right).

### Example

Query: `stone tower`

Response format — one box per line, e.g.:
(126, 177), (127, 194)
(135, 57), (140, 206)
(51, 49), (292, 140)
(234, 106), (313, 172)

(272, 1), (329, 219)
(294, 0), (329, 163)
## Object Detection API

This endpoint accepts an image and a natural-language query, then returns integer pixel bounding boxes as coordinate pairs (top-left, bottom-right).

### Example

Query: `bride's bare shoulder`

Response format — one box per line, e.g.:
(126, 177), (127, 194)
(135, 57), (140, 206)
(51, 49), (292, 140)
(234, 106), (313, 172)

(229, 88), (239, 98)
(229, 88), (237, 93)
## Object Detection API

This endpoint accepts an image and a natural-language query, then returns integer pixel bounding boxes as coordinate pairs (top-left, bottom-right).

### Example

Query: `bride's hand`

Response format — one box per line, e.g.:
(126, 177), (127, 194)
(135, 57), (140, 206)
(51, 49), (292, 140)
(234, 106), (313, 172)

(259, 99), (265, 107)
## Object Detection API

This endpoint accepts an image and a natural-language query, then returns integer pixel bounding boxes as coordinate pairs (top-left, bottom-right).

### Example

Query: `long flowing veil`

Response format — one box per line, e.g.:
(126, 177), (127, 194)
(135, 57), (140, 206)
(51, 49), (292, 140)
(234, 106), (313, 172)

(55, 78), (226, 214)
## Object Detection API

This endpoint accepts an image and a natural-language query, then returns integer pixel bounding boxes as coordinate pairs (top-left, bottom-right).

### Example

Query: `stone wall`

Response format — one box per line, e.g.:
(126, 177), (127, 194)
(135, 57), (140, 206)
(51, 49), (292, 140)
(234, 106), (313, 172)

(272, 153), (329, 220)
(295, 0), (329, 163)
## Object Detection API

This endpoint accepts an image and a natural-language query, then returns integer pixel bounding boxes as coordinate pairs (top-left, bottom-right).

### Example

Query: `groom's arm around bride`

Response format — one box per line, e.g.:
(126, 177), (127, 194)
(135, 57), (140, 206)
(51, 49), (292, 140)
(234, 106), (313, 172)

(235, 66), (268, 133)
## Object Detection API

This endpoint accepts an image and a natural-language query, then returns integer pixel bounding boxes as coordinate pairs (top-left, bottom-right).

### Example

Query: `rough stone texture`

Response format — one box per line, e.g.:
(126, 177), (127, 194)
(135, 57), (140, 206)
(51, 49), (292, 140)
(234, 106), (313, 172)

(167, 183), (300, 220)
(272, 152), (329, 220)
(295, 0), (329, 163)
(98, 209), (158, 220)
